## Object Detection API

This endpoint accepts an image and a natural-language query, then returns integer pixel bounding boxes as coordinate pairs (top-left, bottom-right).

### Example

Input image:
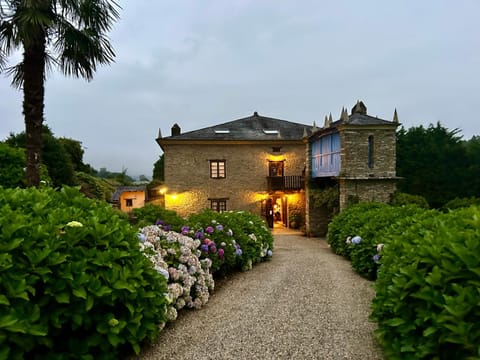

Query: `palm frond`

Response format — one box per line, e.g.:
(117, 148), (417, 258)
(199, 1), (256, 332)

(5, 61), (23, 88)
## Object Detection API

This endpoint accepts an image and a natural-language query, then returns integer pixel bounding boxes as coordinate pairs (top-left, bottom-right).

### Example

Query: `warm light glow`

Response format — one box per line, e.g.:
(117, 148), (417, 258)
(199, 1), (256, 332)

(159, 187), (167, 195)
(267, 154), (286, 162)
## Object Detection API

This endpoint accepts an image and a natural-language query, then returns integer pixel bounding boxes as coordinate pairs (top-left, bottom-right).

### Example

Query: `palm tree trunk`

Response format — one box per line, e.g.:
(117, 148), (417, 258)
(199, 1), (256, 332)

(23, 28), (46, 187)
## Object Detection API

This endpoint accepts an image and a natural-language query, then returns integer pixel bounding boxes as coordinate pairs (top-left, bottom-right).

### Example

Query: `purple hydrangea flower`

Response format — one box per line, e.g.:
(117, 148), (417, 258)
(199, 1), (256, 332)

(201, 244), (209, 252)
(181, 225), (190, 235)
(235, 248), (243, 256)
(137, 233), (146, 243)
(205, 226), (214, 234)
(226, 229), (233, 237)
(155, 220), (165, 226)
(195, 230), (205, 240)
(373, 254), (380, 263)
(351, 236), (362, 245)
(216, 224), (224, 231)
(218, 248), (224, 257)
(209, 245), (217, 253)
(267, 250), (273, 257)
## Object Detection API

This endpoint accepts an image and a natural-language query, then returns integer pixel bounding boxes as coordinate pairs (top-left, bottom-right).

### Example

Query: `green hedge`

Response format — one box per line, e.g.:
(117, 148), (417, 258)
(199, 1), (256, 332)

(371, 206), (480, 359)
(0, 187), (168, 360)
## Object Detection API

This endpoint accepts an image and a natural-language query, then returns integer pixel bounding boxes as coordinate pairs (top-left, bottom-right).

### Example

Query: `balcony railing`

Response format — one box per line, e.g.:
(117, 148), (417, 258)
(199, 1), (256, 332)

(267, 175), (305, 191)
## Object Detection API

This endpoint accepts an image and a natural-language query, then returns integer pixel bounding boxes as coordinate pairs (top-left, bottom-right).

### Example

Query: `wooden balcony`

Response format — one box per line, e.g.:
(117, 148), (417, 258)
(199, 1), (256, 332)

(267, 175), (305, 191)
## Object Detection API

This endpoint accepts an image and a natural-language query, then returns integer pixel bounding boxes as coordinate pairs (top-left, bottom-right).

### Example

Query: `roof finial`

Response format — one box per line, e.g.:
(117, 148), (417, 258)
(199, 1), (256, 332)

(158, 128), (162, 139)
(312, 121), (318, 133)
(393, 108), (399, 123)
(328, 113), (333, 125)
(253, 111), (259, 117)
(341, 107), (349, 122)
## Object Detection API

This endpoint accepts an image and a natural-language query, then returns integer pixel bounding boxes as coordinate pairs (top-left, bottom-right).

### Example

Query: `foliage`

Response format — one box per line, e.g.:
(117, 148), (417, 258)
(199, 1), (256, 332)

(442, 197), (480, 211)
(138, 226), (214, 322)
(58, 137), (93, 174)
(309, 185), (339, 213)
(0, 142), (25, 188)
(371, 206), (480, 359)
(132, 204), (185, 230)
(0, 186), (168, 360)
(347, 205), (429, 280)
(6, 127), (75, 187)
(187, 209), (274, 274)
(390, 191), (429, 209)
(0, 0), (120, 186)
(74, 171), (116, 201)
(326, 202), (387, 258)
(396, 123), (477, 208)
(152, 154), (164, 181)
(96, 167), (134, 186)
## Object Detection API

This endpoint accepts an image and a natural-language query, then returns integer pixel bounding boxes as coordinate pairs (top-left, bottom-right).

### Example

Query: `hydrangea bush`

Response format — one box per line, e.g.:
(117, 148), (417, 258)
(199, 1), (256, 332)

(138, 226), (214, 322)
(371, 206), (480, 359)
(0, 187), (168, 360)
(187, 209), (274, 273)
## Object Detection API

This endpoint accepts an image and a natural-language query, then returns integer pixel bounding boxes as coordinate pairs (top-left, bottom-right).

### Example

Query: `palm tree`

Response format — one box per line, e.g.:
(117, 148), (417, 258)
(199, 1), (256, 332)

(0, 0), (120, 187)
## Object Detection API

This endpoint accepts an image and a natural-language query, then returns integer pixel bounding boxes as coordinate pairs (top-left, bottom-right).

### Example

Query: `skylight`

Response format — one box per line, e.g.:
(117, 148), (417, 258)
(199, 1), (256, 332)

(214, 130), (230, 134)
(263, 130), (279, 134)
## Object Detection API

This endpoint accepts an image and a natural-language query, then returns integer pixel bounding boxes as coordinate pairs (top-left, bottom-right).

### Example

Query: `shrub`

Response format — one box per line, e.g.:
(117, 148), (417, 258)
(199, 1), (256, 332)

(442, 197), (480, 211)
(132, 204), (184, 230)
(187, 209), (274, 274)
(371, 206), (480, 359)
(0, 187), (168, 359)
(138, 226), (214, 322)
(390, 191), (429, 209)
(348, 205), (428, 280)
(0, 143), (25, 188)
(326, 202), (387, 258)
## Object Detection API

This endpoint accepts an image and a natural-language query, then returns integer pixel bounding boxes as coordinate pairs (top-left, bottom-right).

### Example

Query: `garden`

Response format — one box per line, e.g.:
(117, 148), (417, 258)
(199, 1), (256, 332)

(326, 199), (480, 359)
(0, 187), (273, 360)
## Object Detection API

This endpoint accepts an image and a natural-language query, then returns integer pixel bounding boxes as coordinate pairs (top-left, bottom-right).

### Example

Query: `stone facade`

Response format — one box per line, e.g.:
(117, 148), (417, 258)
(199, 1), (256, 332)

(306, 102), (399, 235)
(163, 142), (306, 219)
(158, 113), (310, 226)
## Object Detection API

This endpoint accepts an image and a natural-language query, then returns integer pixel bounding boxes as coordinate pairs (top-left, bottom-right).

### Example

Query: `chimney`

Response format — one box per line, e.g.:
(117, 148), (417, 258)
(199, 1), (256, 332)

(171, 123), (181, 136)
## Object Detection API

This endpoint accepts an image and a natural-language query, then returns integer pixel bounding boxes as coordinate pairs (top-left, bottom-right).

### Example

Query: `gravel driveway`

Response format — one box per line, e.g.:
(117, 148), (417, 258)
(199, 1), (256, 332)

(137, 230), (384, 360)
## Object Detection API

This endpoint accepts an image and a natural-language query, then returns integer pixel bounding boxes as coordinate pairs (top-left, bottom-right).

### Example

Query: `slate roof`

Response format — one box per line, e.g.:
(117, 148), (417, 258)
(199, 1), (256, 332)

(331, 113), (395, 127)
(111, 186), (146, 202)
(159, 112), (311, 142)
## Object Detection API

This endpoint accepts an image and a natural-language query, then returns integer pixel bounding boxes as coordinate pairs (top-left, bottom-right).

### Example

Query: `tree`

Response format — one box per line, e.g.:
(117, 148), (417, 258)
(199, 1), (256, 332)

(396, 123), (470, 207)
(153, 154), (164, 181)
(0, 0), (120, 187)
(0, 142), (25, 187)
(6, 126), (75, 187)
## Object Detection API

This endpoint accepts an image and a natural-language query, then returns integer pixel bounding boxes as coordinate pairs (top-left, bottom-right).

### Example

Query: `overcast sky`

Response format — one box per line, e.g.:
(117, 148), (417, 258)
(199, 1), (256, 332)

(1, 0), (479, 178)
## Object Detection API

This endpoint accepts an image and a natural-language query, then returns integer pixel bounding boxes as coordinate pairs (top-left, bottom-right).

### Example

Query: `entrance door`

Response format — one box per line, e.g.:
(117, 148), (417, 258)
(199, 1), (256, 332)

(282, 196), (288, 227)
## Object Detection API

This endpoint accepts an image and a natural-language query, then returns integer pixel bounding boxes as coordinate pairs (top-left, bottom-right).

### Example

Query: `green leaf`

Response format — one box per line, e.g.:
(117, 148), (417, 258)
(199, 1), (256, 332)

(0, 315), (17, 329)
(72, 287), (87, 299)
(0, 237), (24, 252)
(55, 292), (70, 304)
(0, 295), (10, 306)
(386, 318), (406, 327)
(85, 296), (94, 311)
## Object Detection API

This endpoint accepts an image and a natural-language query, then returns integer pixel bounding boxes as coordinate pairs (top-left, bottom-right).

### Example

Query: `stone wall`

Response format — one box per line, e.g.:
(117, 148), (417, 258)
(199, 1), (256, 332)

(340, 128), (396, 177)
(163, 142), (306, 218)
(338, 179), (396, 210)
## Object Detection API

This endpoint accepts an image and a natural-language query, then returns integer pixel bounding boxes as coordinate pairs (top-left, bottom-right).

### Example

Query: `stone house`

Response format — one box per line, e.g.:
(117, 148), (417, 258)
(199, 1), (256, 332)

(156, 112), (311, 228)
(306, 101), (399, 236)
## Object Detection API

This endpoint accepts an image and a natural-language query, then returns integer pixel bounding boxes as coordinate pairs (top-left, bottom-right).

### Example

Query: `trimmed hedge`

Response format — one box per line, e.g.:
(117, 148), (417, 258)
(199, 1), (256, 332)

(0, 187), (168, 360)
(371, 206), (480, 359)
